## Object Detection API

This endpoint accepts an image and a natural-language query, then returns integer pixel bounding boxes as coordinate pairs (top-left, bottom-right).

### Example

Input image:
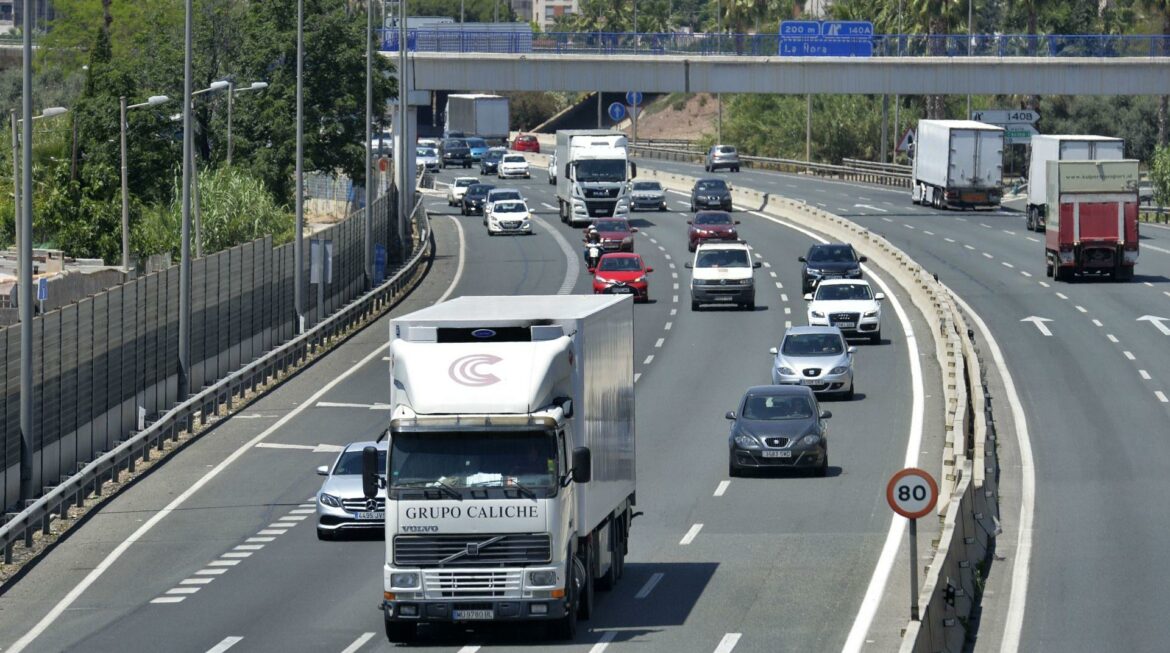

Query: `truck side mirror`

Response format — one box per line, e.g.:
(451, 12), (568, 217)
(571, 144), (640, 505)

(753, 262), (762, 269)
(362, 446), (380, 499)
(571, 447), (592, 484)
(564, 163), (572, 180)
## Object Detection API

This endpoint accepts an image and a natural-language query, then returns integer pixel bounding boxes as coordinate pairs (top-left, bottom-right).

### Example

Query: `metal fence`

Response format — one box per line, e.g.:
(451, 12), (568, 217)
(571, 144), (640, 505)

(378, 31), (1170, 58)
(0, 191), (409, 513)
(631, 144), (913, 188)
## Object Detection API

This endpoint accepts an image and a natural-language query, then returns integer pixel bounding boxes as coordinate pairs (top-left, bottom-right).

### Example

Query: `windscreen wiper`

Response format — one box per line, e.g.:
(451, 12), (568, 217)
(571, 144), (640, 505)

(394, 480), (462, 501)
(470, 478), (539, 500)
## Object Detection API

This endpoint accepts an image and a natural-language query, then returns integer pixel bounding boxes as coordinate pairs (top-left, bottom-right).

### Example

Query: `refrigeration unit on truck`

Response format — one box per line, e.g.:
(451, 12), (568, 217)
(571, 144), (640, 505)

(445, 94), (510, 141)
(1045, 159), (1140, 282)
(1025, 135), (1125, 232)
(556, 130), (636, 226)
(363, 295), (636, 643)
(911, 119), (1004, 209)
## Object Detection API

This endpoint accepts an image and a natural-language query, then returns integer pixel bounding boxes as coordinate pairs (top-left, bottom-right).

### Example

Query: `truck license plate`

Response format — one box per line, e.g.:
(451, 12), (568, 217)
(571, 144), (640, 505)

(454, 609), (494, 620)
(354, 511), (384, 520)
(761, 450), (792, 458)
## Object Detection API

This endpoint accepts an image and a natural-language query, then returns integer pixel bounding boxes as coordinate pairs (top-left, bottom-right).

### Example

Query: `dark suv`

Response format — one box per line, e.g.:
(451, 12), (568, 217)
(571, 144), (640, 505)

(461, 183), (495, 216)
(690, 178), (733, 211)
(440, 138), (472, 169)
(799, 243), (866, 294)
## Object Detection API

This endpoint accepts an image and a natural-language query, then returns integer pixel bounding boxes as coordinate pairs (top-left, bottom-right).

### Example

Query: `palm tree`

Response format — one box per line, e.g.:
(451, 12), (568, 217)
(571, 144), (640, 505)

(904, 0), (964, 118)
(1142, 0), (1170, 145)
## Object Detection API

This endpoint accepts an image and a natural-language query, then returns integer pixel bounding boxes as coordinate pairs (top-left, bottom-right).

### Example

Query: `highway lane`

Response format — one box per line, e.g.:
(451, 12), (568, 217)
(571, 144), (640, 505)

(634, 156), (1170, 651)
(0, 164), (928, 653)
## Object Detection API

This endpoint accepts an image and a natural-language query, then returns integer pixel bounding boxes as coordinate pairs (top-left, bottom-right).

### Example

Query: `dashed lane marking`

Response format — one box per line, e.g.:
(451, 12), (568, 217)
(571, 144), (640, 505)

(903, 224), (916, 230)
(785, 320), (792, 328)
(150, 597), (186, 604)
(982, 252), (994, 259)
(1039, 281), (1050, 288)
(181, 578), (215, 585)
(944, 237), (956, 243)
(923, 230), (935, 236)
(195, 569), (228, 576)
(1002, 262), (1015, 269)
(1092, 319), (1104, 327)
(781, 293), (789, 302)
(167, 587), (201, 595)
(714, 480), (730, 497)
(1140, 370), (1152, 380)
(634, 373), (642, 383)
(208, 560), (241, 567)
(1124, 351), (1136, 360)
(340, 633), (377, 653)
(679, 523), (703, 545)
(1107, 334), (1119, 343)
(1020, 271), (1033, 277)
(762, 261), (771, 268)
(655, 338), (665, 348)
(1157, 391), (1169, 403)
(1075, 306), (1087, 313)
(784, 307), (792, 315)
(1056, 292), (1068, 300)
(769, 271), (777, 278)
(882, 217), (893, 223)
(965, 245), (976, 250)
(1004, 230), (1017, 235)
(1026, 236), (1040, 243)
(775, 282), (783, 289)
(664, 322), (673, 330)
(714, 633), (743, 653)
(635, 573), (665, 600)
(643, 355), (655, 365)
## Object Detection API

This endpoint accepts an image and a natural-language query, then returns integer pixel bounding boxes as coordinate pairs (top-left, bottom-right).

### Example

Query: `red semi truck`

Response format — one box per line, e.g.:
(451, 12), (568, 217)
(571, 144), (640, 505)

(1045, 159), (1140, 282)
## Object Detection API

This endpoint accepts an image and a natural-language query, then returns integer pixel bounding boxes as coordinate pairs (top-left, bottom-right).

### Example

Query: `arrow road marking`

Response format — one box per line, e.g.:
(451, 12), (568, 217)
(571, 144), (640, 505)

(1137, 315), (1170, 336)
(1021, 316), (1054, 337)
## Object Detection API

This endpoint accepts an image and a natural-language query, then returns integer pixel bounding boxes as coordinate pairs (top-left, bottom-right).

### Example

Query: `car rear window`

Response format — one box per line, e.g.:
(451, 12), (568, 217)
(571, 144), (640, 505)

(455, 178), (475, 187)
(504, 155), (525, 163)
(718, 146), (737, 154)
(489, 190), (522, 201)
(594, 220), (631, 232)
(697, 180), (728, 190)
(466, 138), (487, 148)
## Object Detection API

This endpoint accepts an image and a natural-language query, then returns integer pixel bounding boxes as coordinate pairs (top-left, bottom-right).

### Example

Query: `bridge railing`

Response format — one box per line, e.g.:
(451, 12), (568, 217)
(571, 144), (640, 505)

(379, 30), (1170, 57)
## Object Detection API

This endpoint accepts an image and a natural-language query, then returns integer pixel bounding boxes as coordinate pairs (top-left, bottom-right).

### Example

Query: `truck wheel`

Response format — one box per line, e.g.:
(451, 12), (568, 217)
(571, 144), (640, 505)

(1026, 208), (1034, 231)
(1045, 256), (1054, 278)
(550, 559), (580, 640)
(578, 542), (595, 620)
(384, 621), (417, 644)
(1053, 265), (1070, 282)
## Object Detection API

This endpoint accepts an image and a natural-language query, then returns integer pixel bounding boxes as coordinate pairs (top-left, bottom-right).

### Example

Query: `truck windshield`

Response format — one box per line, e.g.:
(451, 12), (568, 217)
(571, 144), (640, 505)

(390, 431), (558, 489)
(576, 160), (626, 182)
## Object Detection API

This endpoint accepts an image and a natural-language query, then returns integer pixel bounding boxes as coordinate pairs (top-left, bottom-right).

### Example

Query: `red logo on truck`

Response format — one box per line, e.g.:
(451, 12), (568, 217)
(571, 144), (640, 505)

(448, 354), (502, 386)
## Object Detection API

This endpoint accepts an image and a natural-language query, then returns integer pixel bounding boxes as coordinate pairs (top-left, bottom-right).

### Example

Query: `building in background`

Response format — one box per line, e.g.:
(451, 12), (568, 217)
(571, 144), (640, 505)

(510, 0), (533, 23)
(534, 0), (577, 30)
(0, 0), (54, 32)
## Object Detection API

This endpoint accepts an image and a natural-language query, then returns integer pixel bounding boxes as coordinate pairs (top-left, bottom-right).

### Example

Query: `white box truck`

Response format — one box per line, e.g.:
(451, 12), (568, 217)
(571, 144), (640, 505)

(1025, 135), (1124, 232)
(556, 130), (636, 226)
(445, 94), (510, 140)
(364, 295), (636, 643)
(911, 119), (1004, 209)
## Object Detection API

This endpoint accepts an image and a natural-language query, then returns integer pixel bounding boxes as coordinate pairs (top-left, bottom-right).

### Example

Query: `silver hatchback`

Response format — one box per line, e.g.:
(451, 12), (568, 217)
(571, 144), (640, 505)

(705, 144), (741, 173)
(769, 326), (856, 400)
(315, 441), (387, 540)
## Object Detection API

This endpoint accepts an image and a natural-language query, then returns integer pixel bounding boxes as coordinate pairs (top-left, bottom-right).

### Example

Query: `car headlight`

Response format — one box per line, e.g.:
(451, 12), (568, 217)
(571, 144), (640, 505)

(848, 268), (862, 276)
(801, 434), (822, 446)
(810, 310), (825, 318)
(863, 310), (878, 318)
(594, 275), (611, 284)
(528, 570), (557, 586)
(807, 268), (822, 276)
(734, 433), (762, 449)
(391, 572), (420, 588)
(777, 366), (795, 376)
(319, 493), (341, 508)
(830, 366), (850, 375)
(632, 276), (645, 283)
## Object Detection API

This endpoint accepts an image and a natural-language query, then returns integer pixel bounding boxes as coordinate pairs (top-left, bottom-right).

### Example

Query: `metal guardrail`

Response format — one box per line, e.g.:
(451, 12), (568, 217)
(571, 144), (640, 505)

(631, 144), (912, 188)
(378, 31), (1170, 58)
(842, 157), (912, 174)
(0, 198), (433, 565)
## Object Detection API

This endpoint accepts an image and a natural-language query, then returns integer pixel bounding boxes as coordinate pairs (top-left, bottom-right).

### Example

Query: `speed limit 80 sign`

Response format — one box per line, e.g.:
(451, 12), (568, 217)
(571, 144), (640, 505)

(886, 468), (939, 519)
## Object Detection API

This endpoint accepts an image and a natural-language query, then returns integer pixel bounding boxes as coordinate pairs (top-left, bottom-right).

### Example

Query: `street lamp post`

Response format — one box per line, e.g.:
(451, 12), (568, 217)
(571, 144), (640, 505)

(190, 80), (229, 258)
(179, 0), (194, 401)
(365, 0), (375, 287)
(295, 0), (305, 332)
(226, 81), (267, 166)
(120, 95), (170, 272)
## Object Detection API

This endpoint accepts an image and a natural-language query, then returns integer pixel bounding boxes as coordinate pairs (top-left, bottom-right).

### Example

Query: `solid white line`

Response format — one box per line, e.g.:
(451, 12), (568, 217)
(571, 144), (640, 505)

(206, 638), (244, 653)
(1144, 243), (1170, 254)
(541, 202), (556, 210)
(714, 480), (730, 497)
(1140, 370), (1151, 380)
(530, 214), (580, 295)
(181, 577), (215, 585)
(1075, 305), (1087, 313)
(150, 597), (186, 604)
(643, 355), (654, 365)
(1157, 391), (1169, 403)
(340, 633), (377, 653)
(6, 333), (404, 653)
(635, 572), (665, 599)
(679, 523), (703, 545)
(1107, 334), (1119, 343)
(655, 337), (665, 348)
(254, 442), (318, 450)
(1123, 351), (1136, 360)
(714, 633), (742, 653)
(1092, 319), (1103, 327)
(437, 215), (467, 303)
(314, 401), (391, 410)
(588, 631), (618, 653)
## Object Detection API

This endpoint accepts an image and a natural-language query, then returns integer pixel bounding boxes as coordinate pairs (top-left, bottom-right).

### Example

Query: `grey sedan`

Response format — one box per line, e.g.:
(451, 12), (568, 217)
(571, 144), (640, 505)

(315, 441), (387, 540)
(727, 385), (830, 476)
(769, 326), (856, 400)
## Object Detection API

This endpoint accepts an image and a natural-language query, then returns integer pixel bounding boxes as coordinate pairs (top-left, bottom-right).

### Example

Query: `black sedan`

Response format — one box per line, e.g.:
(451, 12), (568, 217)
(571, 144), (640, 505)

(726, 385), (830, 477)
(479, 148), (506, 175)
(461, 183), (496, 216)
(799, 243), (866, 294)
(690, 178), (733, 212)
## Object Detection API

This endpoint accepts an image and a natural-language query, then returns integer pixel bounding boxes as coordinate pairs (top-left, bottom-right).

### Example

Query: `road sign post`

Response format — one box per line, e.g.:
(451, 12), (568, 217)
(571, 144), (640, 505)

(886, 467), (939, 621)
(626, 92), (643, 145)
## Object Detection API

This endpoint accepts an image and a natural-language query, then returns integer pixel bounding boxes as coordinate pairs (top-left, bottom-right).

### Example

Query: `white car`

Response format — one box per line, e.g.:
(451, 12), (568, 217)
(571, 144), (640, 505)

(446, 176), (478, 207)
(498, 153), (531, 179)
(804, 278), (885, 343)
(416, 146), (440, 172)
(547, 152), (557, 185)
(483, 188), (524, 225)
(486, 199), (533, 235)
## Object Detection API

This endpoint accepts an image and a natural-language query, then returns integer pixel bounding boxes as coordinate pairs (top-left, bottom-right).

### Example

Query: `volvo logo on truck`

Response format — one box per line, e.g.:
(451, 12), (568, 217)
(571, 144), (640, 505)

(448, 354), (502, 386)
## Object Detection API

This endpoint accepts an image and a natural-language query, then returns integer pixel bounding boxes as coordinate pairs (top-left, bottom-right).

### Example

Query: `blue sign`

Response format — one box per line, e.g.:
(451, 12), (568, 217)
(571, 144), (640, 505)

(373, 244), (387, 285)
(37, 277), (47, 301)
(625, 91), (644, 107)
(608, 102), (627, 122)
(779, 19), (874, 57)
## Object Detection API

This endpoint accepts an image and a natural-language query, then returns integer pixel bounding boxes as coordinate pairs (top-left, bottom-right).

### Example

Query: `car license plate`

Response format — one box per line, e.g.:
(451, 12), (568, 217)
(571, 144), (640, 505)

(834, 321), (856, 328)
(713, 296), (735, 302)
(354, 511), (384, 520)
(454, 609), (494, 620)
(801, 379), (825, 387)
(611, 286), (632, 293)
(761, 450), (792, 458)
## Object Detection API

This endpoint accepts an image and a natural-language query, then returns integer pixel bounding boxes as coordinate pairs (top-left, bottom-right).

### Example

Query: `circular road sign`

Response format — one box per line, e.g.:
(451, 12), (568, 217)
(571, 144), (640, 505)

(608, 102), (627, 122)
(626, 91), (644, 107)
(886, 468), (939, 520)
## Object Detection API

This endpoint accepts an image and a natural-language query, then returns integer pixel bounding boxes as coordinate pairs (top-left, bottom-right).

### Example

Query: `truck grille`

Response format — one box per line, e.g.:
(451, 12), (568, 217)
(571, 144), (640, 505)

(584, 187), (618, 198)
(342, 497), (385, 511)
(424, 570), (522, 598)
(585, 199), (616, 216)
(394, 533), (552, 567)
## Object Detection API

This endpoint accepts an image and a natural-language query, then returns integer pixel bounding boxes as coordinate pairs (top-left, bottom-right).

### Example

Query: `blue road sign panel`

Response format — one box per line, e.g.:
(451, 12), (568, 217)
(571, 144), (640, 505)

(608, 102), (627, 122)
(374, 244), (387, 285)
(37, 277), (47, 301)
(625, 91), (644, 107)
(780, 39), (873, 57)
(823, 21), (874, 37)
(779, 20), (874, 57)
(780, 21), (820, 37)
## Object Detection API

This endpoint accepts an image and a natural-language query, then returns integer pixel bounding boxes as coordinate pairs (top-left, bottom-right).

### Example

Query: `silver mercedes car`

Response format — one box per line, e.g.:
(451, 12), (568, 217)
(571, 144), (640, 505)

(315, 440), (387, 540)
(769, 326), (856, 400)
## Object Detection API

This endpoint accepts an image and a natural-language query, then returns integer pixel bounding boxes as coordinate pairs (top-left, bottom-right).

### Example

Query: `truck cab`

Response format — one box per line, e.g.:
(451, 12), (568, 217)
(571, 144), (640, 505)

(556, 130), (636, 225)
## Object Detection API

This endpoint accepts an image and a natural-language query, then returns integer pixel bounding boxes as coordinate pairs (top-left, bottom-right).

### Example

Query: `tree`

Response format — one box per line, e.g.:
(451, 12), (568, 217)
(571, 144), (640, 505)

(1152, 145), (1170, 207)
(1141, 0), (1170, 145)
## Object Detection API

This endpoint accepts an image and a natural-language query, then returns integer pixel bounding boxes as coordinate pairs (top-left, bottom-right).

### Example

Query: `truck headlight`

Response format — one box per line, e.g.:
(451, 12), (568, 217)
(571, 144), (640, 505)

(391, 572), (420, 589)
(319, 493), (341, 508)
(528, 570), (557, 587)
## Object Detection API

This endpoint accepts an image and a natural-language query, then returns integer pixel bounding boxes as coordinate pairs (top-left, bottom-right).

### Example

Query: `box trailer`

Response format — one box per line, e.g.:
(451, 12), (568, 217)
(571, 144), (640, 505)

(1045, 159), (1140, 282)
(1026, 135), (1125, 231)
(445, 94), (510, 140)
(912, 119), (1004, 209)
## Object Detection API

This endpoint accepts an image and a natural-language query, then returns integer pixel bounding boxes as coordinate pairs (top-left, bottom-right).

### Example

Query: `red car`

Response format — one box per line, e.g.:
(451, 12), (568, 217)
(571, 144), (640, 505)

(592, 218), (638, 252)
(687, 210), (740, 252)
(592, 253), (652, 302)
(512, 134), (541, 153)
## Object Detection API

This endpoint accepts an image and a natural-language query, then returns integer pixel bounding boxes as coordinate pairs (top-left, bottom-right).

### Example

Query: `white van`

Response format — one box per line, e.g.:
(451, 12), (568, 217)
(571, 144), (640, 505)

(686, 241), (760, 310)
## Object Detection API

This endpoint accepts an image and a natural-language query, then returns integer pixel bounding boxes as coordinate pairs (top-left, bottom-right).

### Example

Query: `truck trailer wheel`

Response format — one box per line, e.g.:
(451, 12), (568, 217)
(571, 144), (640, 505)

(384, 620), (416, 644)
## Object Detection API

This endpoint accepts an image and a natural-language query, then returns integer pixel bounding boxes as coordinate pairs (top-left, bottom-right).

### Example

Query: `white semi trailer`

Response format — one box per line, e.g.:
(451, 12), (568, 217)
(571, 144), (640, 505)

(363, 295), (636, 643)
(912, 119), (1004, 209)
(1025, 135), (1125, 231)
